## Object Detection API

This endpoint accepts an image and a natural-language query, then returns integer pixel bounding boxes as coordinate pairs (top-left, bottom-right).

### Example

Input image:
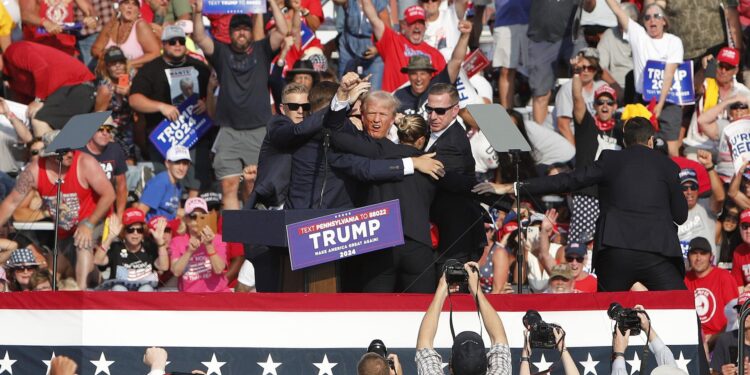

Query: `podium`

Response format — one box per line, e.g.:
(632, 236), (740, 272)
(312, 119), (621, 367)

(223, 209), (340, 292)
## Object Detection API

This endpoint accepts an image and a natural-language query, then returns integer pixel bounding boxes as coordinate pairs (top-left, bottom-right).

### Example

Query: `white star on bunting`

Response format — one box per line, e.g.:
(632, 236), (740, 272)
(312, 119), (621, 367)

(257, 354), (282, 375)
(674, 351), (692, 374)
(0, 351), (16, 375)
(313, 354), (338, 375)
(579, 353), (600, 375)
(42, 352), (56, 375)
(626, 352), (641, 375)
(533, 354), (553, 372)
(90, 352), (114, 375)
(202, 353), (226, 375)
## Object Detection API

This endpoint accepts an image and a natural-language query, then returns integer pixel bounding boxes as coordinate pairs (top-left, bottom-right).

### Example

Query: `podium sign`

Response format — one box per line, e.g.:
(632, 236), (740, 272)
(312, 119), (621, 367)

(286, 200), (405, 270)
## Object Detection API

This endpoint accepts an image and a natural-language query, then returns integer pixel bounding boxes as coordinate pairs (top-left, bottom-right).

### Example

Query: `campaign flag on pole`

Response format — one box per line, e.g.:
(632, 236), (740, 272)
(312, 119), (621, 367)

(286, 200), (404, 270)
(149, 95), (213, 158)
(0, 291), (701, 374)
(642, 60), (695, 105)
(203, 0), (266, 14)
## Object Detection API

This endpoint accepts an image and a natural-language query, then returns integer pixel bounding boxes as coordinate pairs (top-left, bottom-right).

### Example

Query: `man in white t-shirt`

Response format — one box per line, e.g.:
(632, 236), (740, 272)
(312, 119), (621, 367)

(677, 166), (724, 262)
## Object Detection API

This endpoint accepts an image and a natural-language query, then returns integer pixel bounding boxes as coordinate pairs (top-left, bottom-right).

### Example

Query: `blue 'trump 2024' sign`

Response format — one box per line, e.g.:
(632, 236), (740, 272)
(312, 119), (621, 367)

(149, 95), (213, 158)
(286, 200), (405, 270)
(642, 60), (695, 105)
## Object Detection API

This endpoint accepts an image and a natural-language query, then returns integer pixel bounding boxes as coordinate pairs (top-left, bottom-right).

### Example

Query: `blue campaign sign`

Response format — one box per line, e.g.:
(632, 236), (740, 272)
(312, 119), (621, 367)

(149, 95), (213, 158)
(642, 60), (695, 105)
(286, 200), (405, 270)
(203, 0), (266, 15)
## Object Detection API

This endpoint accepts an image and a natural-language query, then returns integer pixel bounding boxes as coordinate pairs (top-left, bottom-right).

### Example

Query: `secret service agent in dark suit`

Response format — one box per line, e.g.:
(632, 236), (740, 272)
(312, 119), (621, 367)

(473, 117), (689, 292)
(424, 83), (486, 272)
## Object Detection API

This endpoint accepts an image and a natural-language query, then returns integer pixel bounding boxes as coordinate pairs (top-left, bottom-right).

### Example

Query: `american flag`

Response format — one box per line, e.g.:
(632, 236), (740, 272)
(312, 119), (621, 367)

(0, 291), (700, 374)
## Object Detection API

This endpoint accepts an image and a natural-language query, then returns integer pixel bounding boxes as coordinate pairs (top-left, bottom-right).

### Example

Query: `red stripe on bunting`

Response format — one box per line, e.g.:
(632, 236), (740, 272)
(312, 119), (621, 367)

(0, 290), (695, 312)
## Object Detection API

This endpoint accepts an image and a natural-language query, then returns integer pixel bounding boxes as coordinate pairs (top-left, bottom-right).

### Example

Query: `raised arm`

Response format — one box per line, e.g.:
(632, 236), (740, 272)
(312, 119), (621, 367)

(447, 20), (472, 83)
(698, 95), (746, 140)
(728, 162), (750, 209)
(697, 149), (725, 214)
(571, 73), (586, 125)
(361, 0), (385, 41)
(416, 275), (448, 349)
(268, 0), (288, 51)
(604, 0), (631, 32)
(466, 262), (508, 345)
(192, 0), (214, 56)
(0, 165), (36, 228)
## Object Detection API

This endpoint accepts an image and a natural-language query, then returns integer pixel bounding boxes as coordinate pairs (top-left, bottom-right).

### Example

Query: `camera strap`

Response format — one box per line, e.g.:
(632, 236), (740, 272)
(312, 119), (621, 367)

(447, 278), (483, 340)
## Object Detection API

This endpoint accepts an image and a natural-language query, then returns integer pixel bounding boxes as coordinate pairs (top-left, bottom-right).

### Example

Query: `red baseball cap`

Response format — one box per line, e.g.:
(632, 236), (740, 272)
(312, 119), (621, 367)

(404, 5), (426, 25)
(717, 47), (740, 67)
(741, 209), (750, 225)
(148, 215), (180, 233)
(122, 208), (146, 227)
(595, 84), (617, 101)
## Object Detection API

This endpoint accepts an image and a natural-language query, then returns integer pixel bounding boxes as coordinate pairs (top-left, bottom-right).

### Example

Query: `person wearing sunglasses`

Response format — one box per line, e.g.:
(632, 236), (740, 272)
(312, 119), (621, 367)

(6, 247), (42, 292)
(563, 242), (597, 293)
(699, 95), (750, 187)
(95, 207), (169, 291)
(566, 72), (623, 246)
(554, 49), (614, 146)
(394, 19), (472, 117)
(606, 0), (683, 156)
(130, 25), (210, 198)
(170, 197), (230, 292)
(677, 163), (724, 264)
(79, 122), (129, 219)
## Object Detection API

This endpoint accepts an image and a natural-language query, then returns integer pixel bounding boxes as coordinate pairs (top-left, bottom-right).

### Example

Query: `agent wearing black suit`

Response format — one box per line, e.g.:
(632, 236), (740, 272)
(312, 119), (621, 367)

(474, 117), (688, 291)
(424, 84), (486, 273)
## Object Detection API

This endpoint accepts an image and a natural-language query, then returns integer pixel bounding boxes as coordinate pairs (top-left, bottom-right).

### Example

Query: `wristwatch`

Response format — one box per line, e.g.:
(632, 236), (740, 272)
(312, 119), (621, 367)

(80, 219), (95, 229)
(301, 8), (310, 16)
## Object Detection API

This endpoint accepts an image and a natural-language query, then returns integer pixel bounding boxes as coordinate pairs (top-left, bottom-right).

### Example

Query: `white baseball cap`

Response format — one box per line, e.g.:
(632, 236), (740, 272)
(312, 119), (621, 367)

(165, 145), (191, 162)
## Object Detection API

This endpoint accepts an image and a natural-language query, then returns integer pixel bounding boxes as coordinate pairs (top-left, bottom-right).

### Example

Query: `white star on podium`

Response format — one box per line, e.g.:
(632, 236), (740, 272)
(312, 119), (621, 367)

(533, 354), (553, 372)
(258, 354), (282, 375)
(90, 352), (114, 375)
(0, 351), (16, 375)
(675, 351), (692, 373)
(313, 354), (338, 375)
(579, 353), (600, 375)
(42, 352), (56, 375)
(202, 353), (226, 375)
(626, 352), (641, 375)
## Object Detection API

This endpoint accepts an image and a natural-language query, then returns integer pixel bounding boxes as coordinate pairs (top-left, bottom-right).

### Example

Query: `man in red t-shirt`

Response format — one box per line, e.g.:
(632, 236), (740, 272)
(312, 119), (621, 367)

(3, 41), (95, 138)
(362, 0), (446, 92)
(565, 242), (597, 293)
(685, 237), (739, 341)
(732, 209), (750, 292)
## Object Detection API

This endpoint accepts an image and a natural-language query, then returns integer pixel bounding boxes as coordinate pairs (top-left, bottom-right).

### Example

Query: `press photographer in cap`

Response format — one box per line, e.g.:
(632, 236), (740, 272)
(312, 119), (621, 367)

(415, 261), (510, 375)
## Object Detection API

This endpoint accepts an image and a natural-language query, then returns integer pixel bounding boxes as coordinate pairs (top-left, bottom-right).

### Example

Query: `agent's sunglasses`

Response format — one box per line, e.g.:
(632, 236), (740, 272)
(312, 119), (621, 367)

(284, 102), (311, 111)
(425, 103), (457, 115)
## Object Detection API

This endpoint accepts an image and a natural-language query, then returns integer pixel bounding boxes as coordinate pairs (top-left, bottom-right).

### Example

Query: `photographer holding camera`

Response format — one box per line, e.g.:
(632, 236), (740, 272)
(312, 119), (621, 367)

(519, 323), (579, 375)
(415, 261), (510, 375)
(611, 304), (684, 375)
(358, 340), (404, 375)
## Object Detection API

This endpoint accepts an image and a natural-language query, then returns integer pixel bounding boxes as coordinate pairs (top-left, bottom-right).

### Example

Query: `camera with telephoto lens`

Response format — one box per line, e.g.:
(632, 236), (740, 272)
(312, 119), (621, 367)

(607, 302), (642, 335)
(444, 259), (469, 285)
(522, 310), (560, 349)
(367, 339), (395, 370)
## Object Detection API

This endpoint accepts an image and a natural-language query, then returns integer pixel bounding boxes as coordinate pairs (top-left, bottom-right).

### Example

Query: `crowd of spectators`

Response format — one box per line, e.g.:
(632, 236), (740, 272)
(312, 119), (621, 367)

(1, 0), (750, 357)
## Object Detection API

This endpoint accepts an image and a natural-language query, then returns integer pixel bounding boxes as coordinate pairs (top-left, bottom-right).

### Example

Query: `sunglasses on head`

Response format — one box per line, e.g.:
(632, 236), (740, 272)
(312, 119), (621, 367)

(643, 13), (664, 21)
(166, 37), (186, 46)
(681, 183), (698, 191)
(126, 226), (144, 234)
(574, 65), (597, 74)
(730, 102), (749, 110)
(284, 102), (311, 111)
(425, 103), (457, 115)
(595, 99), (615, 106)
(565, 255), (584, 263)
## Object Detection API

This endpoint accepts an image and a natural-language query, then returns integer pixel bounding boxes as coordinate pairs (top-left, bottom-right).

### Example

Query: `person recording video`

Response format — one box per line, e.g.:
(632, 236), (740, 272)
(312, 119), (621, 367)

(611, 304), (684, 375)
(519, 321), (579, 375)
(415, 261), (510, 375)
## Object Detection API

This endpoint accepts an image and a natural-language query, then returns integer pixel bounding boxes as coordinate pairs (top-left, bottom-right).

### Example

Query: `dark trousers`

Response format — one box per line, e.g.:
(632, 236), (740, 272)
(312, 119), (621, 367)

(246, 245), (283, 292)
(359, 240), (437, 293)
(595, 247), (687, 292)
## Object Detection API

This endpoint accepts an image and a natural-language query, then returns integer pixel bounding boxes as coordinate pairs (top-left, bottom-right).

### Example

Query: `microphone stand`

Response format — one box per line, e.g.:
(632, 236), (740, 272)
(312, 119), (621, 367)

(51, 149), (69, 291)
(509, 149), (524, 294)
